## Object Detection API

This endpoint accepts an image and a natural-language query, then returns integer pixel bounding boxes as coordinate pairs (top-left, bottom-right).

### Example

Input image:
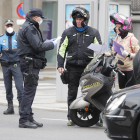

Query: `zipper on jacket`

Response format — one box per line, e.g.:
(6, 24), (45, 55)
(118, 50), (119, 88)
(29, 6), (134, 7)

(76, 33), (79, 64)
(83, 34), (85, 43)
(8, 36), (12, 52)
(77, 33), (79, 43)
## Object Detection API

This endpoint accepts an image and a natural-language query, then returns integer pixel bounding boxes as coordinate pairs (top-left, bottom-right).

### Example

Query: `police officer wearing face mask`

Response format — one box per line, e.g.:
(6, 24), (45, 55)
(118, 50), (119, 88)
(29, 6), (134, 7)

(57, 7), (103, 126)
(0, 20), (23, 115)
(17, 8), (57, 129)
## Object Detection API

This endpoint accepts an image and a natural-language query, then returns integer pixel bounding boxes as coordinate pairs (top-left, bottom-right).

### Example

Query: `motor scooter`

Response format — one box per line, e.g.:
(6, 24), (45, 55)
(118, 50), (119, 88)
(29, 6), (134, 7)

(69, 53), (124, 127)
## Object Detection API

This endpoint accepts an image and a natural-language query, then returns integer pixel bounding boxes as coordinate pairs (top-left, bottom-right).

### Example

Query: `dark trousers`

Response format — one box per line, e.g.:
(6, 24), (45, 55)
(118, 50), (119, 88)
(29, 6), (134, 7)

(19, 58), (40, 123)
(118, 70), (135, 89)
(67, 66), (85, 120)
(2, 63), (23, 101)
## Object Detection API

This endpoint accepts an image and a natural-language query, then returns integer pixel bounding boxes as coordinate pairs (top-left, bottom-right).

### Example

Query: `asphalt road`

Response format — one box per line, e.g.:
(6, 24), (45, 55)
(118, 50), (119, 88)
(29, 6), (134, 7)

(0, 105), (111, 140)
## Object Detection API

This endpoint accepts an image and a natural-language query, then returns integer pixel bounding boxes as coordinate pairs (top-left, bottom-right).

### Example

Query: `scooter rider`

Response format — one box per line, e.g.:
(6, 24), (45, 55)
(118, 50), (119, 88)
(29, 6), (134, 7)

(0, 20), (23, 115)
(106, 13), (139, 89)
(57, 7), (102, 126)
(17, 8), (57, 129)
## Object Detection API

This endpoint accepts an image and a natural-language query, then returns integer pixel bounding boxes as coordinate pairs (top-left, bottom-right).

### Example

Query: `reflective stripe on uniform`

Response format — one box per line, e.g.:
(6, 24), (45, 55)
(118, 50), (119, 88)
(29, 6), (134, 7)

(66, 56), (72, 58)
(59, 36), (68, 58)
(88, 56), (94, 58)
(94, 37), (99, 44)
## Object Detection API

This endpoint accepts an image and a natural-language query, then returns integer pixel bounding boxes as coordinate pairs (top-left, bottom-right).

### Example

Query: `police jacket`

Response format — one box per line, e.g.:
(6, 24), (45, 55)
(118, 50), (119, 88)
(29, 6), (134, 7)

(57, 26), (102, 68)
(17, 15), (54, 59)
(0, 31), (19, 62)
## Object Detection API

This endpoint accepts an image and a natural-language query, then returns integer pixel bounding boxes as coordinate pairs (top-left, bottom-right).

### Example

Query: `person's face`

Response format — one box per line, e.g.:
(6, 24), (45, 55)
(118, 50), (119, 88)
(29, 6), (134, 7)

(75, 17), (84, 28)
(115, 23), (122, 35)
(4, 24), (14, 30)
(33, 16), (41, 23)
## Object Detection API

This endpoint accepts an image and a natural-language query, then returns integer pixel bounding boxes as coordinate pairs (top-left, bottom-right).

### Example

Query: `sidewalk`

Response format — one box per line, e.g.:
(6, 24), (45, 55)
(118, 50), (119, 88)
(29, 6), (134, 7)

(0, 67), (119, 113)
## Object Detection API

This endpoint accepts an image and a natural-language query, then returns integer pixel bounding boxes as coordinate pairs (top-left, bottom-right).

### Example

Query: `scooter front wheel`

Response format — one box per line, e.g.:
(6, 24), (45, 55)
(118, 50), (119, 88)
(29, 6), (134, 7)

(70, 107), (100, 127)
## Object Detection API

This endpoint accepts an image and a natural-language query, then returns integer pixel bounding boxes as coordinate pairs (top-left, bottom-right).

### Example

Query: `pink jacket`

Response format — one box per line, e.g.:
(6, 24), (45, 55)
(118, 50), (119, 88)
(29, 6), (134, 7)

(112, 33), (139, 70)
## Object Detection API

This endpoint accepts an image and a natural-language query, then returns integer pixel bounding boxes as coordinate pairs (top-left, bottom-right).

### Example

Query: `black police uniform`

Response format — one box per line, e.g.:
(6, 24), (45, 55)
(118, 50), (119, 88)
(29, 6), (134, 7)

(17, 10), (54, 127)
(57, 26), (102, 120)
(0, 20), (23, 115)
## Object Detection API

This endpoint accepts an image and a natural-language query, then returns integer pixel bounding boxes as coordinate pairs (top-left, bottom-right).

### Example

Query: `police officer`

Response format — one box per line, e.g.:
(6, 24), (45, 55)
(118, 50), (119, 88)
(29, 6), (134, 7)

(0, 20), (23, 115)
(17, 8), (57, 128)
(57, 7), (102, 126)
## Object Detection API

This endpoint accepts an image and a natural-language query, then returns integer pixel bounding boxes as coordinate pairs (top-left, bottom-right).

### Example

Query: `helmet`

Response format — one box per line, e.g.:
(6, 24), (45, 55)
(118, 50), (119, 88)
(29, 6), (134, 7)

(110, 13), (132, 33)
(72, 7), (90, 27)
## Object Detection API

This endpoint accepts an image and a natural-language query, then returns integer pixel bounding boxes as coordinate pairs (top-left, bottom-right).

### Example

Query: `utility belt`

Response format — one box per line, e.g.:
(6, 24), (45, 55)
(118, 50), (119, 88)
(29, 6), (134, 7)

(20, 54), (47, 69)
(20, 54), (47, 86)
(21, 57), (39, 86)
(1, 61), (19, 67)
(33, 58), (47, 69)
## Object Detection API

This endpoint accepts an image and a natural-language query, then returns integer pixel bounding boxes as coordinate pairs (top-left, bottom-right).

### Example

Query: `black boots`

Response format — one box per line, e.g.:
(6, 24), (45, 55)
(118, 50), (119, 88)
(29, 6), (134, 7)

(3, 100), (22, 115)
(3, 100), (14, 115)
(19, 121), (38, 129)
(31, 120), (43, 127)
(19, 120), (43, 129)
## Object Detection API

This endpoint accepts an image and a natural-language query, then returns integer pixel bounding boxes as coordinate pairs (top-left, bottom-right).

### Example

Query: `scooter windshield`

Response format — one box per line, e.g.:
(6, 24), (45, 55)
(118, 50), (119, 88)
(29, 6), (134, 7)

(82, 53), (103, 75)
(82, 44), (107, 76)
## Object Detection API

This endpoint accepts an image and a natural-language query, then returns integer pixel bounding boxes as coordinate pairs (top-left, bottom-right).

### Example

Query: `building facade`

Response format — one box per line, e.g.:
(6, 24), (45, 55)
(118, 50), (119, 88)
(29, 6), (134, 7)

(0, 0), (42, 34)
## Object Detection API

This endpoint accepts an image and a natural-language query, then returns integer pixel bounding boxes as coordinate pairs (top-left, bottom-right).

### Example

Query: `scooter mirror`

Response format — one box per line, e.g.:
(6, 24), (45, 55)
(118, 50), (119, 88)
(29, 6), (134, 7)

(117, 59), (124, 65)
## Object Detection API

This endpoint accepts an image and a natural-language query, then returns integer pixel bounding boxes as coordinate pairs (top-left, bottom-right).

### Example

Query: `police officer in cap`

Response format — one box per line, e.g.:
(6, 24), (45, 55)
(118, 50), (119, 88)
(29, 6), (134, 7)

(0, 20), (23, 115)
(17, 8), (57, 128)
(57, 7), (103, 126)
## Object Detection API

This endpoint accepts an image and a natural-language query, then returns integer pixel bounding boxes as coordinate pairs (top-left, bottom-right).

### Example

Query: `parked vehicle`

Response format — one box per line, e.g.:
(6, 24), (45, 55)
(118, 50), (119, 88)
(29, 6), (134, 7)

(69, 52), (124, 127)
(103, 50), (140, 140)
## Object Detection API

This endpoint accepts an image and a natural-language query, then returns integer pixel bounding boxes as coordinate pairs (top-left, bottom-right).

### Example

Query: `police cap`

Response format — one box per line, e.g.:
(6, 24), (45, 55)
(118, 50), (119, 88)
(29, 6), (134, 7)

(4, 20), (14, 26)
(28, 8), (47, 19)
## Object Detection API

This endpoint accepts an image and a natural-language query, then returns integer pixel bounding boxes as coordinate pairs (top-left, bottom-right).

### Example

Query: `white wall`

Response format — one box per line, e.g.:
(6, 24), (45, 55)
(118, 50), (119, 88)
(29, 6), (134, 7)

(119, 5), (130, 17)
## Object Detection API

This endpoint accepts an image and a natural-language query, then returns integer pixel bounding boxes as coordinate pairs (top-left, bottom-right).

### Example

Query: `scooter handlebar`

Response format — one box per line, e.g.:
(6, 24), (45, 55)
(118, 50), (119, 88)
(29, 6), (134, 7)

(117, 69), (125, 76)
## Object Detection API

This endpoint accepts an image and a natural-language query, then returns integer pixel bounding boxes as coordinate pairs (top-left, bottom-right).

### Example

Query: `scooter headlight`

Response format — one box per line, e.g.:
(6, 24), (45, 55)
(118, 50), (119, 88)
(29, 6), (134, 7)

(80, 79), (87, 87)
(107, 94), (126, 111)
